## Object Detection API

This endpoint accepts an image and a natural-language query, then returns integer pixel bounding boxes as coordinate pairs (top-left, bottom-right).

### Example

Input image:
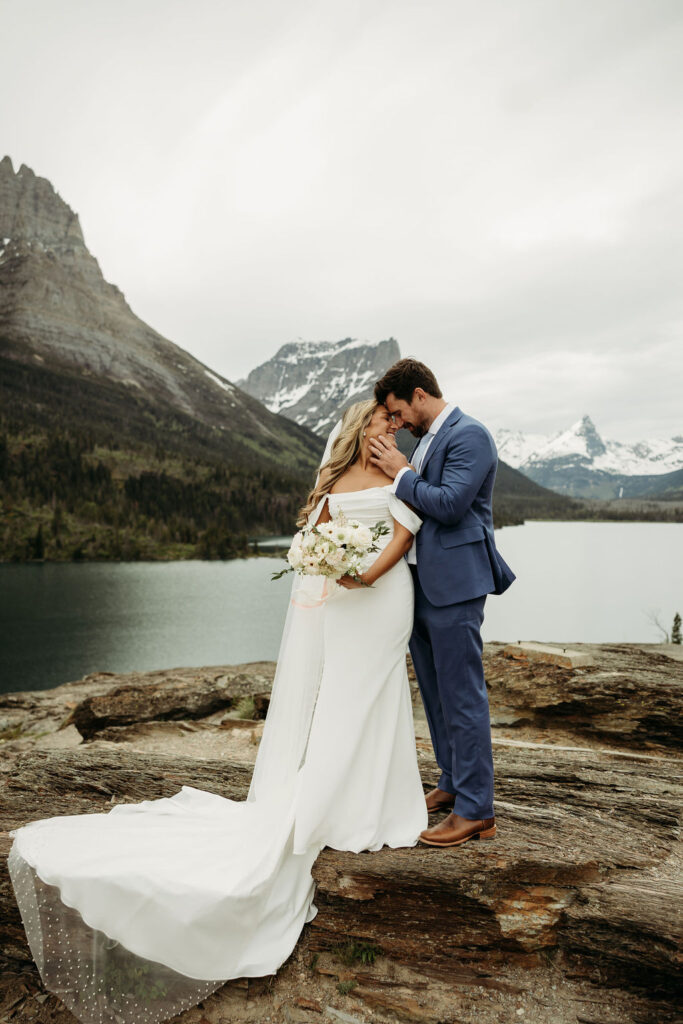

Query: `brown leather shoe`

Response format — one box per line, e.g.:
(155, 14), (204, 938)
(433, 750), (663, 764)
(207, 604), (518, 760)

(424, 787), (456, 813)
(419, 812), (496, 847)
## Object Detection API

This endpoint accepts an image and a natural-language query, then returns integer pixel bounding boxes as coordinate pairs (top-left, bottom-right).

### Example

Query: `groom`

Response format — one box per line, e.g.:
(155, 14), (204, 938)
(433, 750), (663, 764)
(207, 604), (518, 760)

(369, 358), (515, 847)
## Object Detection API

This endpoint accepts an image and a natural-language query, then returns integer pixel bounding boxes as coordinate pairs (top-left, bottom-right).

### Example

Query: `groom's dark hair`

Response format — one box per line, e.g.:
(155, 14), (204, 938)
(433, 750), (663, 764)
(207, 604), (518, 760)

(374, 358), (442, 404)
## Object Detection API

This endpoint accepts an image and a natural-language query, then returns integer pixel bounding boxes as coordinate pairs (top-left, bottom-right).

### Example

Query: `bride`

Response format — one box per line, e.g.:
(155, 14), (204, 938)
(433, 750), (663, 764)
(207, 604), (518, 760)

(8, 399), (428, 1024)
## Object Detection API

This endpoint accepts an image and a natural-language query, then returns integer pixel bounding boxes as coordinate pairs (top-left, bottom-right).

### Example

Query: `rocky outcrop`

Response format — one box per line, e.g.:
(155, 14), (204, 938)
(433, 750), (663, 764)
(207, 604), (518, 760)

(0, 156), (80, 241)
(1, 643), (681, 1024)
(59, 665), (274, 739)
(484, 642), (682, 750)
(45, 642), (682, 751)
(310, 745), (680, 990)
(1, 743), (679, 1022)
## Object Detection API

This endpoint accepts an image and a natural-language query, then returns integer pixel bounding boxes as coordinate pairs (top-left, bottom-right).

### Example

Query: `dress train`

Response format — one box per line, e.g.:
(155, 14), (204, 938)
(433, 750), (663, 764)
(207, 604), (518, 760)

(8, 486), (426, 1024)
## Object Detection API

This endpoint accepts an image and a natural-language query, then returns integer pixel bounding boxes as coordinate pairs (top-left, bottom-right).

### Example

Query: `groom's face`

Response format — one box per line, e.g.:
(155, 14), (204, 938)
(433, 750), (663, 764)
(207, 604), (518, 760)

(384, 392), (429, 438)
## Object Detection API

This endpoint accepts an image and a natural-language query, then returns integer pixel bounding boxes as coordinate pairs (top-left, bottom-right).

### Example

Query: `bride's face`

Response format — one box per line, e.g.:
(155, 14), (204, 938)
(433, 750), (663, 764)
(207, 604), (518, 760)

(365, 405), (397, 444)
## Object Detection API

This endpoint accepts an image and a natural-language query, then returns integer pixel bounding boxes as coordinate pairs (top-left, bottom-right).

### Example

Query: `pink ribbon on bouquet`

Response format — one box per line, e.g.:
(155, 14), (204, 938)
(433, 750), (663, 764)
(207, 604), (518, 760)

(291, 575), (330, 608)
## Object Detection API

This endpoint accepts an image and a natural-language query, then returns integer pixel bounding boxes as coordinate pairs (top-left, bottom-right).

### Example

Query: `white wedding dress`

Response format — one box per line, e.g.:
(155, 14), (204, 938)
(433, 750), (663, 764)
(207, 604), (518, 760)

(8, 483), (427, 1024)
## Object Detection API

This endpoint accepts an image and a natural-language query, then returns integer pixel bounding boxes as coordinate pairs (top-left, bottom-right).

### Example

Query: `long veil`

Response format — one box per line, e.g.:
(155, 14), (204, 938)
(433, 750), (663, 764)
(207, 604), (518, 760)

(7, 421), (344, 1024)
(247, 417), (342, 804)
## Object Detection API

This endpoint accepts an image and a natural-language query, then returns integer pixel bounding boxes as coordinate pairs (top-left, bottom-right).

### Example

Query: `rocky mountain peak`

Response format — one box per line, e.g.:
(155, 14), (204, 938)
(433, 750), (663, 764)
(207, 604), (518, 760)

(239, 336), (401, 437)
(0, 157), (320, 467)
(572, 414), (607, 457)
(0, 155), (85, 249)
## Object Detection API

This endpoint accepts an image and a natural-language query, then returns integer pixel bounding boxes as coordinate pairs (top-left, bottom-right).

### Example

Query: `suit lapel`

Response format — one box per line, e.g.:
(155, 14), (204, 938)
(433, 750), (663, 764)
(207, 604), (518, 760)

(419, 406), (463, 474)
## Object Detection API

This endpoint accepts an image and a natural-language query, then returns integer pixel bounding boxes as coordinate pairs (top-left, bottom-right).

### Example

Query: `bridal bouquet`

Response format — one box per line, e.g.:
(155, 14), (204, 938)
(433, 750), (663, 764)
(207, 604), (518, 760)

(272, 511), (389, 583)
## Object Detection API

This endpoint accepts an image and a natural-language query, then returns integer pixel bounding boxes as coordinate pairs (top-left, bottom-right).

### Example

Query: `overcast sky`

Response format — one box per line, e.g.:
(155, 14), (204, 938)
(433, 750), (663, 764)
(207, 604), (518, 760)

(3, 0), (682, 441)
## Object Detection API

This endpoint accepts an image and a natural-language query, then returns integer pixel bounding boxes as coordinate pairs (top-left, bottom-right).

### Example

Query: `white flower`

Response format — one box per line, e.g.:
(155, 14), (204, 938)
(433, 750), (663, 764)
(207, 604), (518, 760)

(314, 539), (333, 559)
(302, 531), (318, 553)
(354, 525), (373, 547)
(286, 532), (304, 567)
(326, 548), (347, 569)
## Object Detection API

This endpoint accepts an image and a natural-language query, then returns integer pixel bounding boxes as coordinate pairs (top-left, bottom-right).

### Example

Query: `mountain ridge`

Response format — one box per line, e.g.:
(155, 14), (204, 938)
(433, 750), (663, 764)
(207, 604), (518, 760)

(0, 155), (324, 561)
(496, 415), (683, 498)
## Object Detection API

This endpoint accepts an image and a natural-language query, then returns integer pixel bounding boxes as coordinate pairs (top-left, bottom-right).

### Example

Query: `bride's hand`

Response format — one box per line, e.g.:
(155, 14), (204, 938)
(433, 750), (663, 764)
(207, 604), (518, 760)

(337, 573), (366, 589)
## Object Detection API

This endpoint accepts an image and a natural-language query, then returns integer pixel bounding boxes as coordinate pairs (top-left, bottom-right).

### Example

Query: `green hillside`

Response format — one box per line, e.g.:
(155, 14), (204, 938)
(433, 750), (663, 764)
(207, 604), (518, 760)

(0, 352), (324, 562)
(624, 466), (683, 501)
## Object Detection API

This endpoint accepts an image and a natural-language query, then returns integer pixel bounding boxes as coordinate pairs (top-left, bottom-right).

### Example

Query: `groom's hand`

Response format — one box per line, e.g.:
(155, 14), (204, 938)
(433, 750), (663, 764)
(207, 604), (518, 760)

(369, 434), (409, 479)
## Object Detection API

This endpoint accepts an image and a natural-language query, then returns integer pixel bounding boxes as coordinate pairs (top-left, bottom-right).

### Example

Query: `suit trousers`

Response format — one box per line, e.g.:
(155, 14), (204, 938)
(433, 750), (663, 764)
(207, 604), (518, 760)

(409, 565), (495, 820)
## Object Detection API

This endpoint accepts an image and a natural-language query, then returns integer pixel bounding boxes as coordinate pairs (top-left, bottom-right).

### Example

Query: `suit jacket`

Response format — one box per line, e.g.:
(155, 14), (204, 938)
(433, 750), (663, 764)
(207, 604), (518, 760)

(395, 406), (516, 606)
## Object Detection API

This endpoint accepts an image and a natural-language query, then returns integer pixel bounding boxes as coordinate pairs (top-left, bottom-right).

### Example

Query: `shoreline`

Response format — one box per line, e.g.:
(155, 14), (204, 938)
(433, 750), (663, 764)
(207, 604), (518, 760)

(2, 640), (681, 755)
(2, 512), (682, 566)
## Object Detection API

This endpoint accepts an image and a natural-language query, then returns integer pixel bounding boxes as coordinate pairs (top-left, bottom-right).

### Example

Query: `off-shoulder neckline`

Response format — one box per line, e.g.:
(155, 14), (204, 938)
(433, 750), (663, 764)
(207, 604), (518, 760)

(328, 484), (394, 496)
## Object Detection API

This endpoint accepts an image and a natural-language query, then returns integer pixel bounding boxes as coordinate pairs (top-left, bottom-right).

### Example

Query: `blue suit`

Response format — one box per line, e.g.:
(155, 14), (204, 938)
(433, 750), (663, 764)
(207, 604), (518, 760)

(395, 406), (515, 819)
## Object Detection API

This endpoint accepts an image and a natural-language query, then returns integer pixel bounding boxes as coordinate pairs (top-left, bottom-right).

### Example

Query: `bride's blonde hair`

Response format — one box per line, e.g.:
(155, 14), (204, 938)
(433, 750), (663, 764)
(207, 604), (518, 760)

(297, 399), (379, 527)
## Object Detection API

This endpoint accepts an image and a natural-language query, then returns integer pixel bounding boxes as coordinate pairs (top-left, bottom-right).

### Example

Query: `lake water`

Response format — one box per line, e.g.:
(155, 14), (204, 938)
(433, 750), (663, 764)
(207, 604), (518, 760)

(1, 521), (681, 694)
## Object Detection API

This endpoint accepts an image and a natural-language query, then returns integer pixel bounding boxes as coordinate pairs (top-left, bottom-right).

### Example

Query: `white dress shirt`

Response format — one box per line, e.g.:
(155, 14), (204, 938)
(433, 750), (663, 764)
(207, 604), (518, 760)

(392, 402), (454, 564)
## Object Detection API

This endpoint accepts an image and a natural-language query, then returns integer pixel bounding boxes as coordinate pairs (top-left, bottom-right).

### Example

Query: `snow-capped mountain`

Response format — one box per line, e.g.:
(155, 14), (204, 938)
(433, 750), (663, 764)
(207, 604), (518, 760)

(238, 337), (400, 437)
(495, 416), (683, 498)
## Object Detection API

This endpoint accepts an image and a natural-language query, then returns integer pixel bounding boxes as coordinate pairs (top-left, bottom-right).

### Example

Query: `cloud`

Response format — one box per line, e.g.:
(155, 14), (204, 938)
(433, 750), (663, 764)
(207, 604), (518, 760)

(2, 0), (682, 441)
(445, 336), (683, 440)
